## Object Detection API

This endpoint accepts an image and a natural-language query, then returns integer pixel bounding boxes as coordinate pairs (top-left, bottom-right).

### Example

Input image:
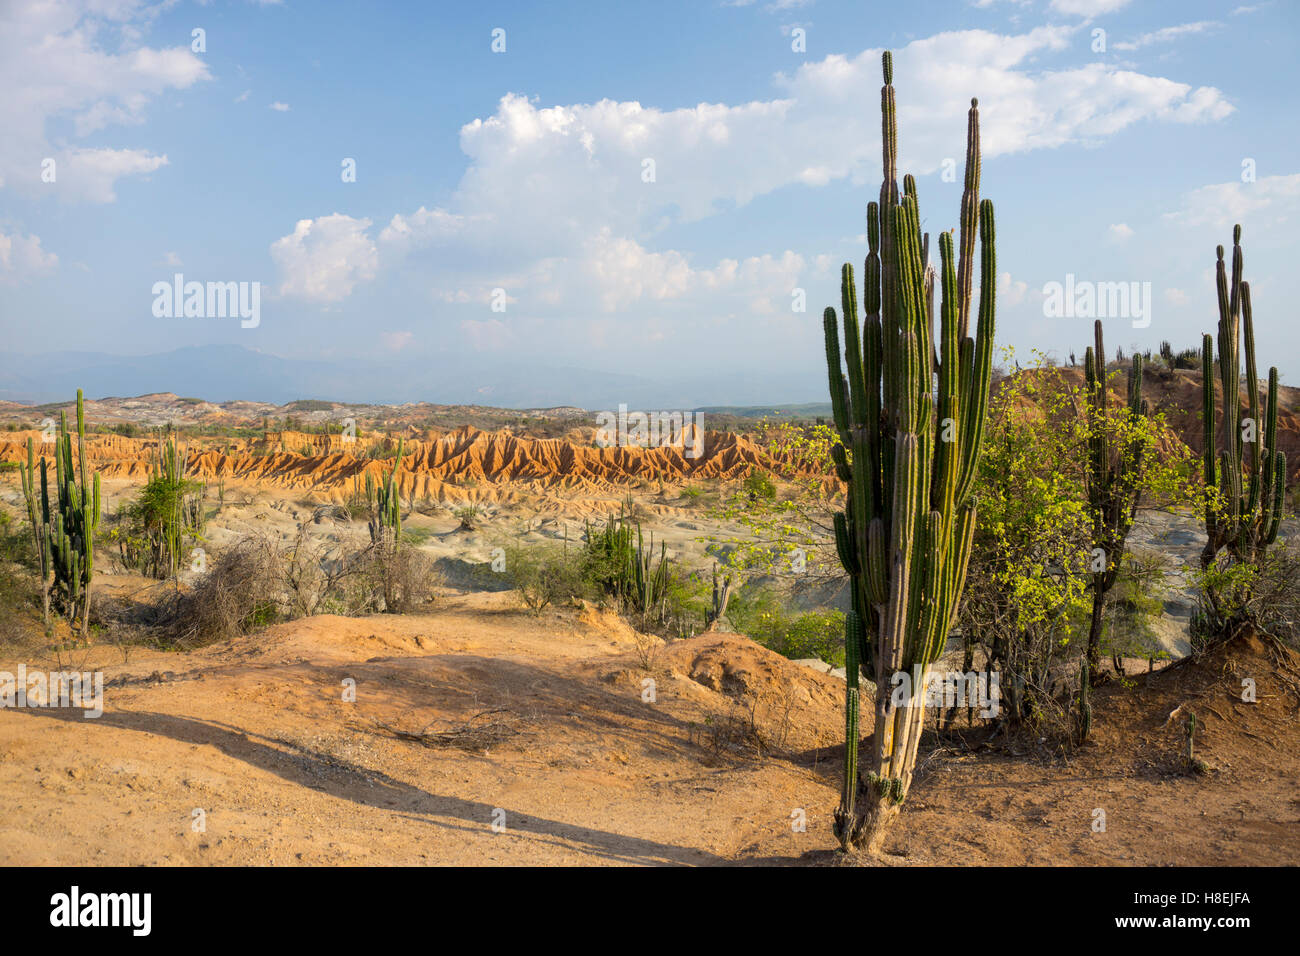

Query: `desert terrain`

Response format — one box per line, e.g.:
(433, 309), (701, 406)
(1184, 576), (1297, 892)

(1, 389), (1297, 867)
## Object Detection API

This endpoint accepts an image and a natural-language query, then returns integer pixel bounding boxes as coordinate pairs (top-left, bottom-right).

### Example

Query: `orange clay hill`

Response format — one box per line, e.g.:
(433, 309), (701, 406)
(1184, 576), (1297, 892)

(0, 424), (830, 501)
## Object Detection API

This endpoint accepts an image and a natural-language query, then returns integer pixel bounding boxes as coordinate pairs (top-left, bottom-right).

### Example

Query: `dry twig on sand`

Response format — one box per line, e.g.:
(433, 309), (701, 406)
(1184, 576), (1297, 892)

(371, 709), (533, 752)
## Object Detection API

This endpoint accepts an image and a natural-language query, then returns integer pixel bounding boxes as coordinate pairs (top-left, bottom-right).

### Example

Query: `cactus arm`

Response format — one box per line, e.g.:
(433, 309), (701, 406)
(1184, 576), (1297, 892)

(933, 230), (961, 517)
(955, 200), (995, 504)
(824, 307), (851, 440)
(956, 98), (981, 342)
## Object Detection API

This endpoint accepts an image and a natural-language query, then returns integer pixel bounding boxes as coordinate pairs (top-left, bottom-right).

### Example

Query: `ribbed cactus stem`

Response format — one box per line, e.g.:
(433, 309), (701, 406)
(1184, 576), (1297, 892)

(42, 390), (100, 638)
(1200, 225), (1285, 579)
(826, 51), (994, 852)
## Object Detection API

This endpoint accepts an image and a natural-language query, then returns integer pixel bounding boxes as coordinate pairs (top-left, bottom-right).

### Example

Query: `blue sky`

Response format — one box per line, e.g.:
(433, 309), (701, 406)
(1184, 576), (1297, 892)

(2, 0), (1298, 404)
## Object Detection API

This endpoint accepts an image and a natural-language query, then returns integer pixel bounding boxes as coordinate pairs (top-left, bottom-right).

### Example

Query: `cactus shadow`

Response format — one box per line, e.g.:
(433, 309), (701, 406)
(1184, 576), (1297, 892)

(14, 701), (725, 866)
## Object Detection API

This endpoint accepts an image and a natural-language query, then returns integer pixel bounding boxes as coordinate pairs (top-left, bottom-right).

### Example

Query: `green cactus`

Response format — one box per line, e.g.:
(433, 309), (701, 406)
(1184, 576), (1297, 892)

(1083, 320), (1149, 682)
(584, 507), (672, 624)
(367, 438), (404, 546)
(19, 437), (53, 626)
(137, 432), (207, 581)
(631, 524), (670, 624)
(833, 609), (865, 841)
(1199, 226), (1285, 616)
(40, 390), (101, 639)
(705, 561), (733, 629)
(828, 51), (995, 852)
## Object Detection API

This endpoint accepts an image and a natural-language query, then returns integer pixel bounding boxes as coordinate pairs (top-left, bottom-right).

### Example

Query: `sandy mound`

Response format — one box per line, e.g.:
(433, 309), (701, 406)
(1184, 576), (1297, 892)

(656, 632), (849, 754)
(1089, 627), (1300, 776)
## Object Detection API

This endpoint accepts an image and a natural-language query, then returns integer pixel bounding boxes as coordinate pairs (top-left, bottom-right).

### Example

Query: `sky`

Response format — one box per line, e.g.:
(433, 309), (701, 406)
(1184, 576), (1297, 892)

(1, 0), (1298, 405)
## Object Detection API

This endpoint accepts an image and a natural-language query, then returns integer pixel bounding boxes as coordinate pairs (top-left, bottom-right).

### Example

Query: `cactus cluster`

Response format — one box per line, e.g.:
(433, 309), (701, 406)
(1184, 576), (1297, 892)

(19, 437), (53, 625)
(585, 508), (673, 623)
(366, 439), (404, 546)
(826, 51), (996, 851)
(151, 434), (205, 579)
(20, 390), (101, 639)
(705, 561), (734, 630)
(1200, 225), (1285, 572)
(1082, 319), (1148, 684)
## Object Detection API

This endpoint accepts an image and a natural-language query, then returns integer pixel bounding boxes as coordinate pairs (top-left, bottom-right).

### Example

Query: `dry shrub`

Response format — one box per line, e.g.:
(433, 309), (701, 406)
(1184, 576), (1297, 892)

(149, 527), (440, 648)
(357, 540), (440, 613)
(1249, 539), (1300, 648)
(155, 535), (283, 648)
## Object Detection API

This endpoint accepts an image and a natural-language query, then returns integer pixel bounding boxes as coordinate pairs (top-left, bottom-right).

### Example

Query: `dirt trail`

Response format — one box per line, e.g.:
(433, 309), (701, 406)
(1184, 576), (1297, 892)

(2, 598), (1296, 866)
(0, 596), (843, 866)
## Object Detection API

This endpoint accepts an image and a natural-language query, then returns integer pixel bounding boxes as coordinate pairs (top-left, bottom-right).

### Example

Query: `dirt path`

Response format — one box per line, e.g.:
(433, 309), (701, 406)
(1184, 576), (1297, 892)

(0, 596), (842, 866)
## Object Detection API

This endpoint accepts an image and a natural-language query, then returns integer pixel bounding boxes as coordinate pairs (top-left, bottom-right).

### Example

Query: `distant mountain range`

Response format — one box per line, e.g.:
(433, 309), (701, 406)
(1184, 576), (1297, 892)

(0, 345), (826, 410)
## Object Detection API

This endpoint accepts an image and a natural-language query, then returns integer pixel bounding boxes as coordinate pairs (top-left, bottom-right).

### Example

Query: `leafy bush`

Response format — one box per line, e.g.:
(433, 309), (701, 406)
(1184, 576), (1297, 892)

(728, 585), (846, 666)
(743, 470), (777, 500)
(503, 542), (588, 613)
(1099, 550), (1170, 669)
(0, 512), (41, 645)
(1192, 539), (1300, 651)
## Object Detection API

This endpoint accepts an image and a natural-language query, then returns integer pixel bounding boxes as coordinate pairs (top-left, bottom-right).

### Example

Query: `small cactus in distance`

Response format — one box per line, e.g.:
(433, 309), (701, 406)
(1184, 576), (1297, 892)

(367, 438), (404, 546)
(19, 436), (53, 625)
(1199, 225), (1285, 631)
(41, 390), (102, 639)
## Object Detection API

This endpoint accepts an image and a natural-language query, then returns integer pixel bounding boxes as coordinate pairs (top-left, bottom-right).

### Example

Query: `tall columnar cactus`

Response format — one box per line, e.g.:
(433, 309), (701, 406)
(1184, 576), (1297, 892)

(19, 437), (53, 625)
(1083, 319), (1148, 685)
(45, 390), (101, 639)
(1200, 226), (1285, 584)
(154, 435), (187, 579)
(367, 439), (404, 546)
(827, 51), (995, 852)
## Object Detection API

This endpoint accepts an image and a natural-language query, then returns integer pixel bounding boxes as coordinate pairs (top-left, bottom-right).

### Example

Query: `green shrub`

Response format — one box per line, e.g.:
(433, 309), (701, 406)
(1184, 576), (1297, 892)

(504, 543), (588, 612)
(742, 471), (777, 499)
(728, 585), (845, 666)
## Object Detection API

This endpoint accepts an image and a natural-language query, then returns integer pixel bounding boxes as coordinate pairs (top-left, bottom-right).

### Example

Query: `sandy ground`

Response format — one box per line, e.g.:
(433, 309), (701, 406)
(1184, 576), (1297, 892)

(2, 592), (1296, 866)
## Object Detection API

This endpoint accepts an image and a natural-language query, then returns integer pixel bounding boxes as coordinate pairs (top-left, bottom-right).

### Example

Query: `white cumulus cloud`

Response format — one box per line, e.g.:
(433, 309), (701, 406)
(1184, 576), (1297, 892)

(0, 0), (210, 202)
(0, 231), (58, 283)
(270, 214), (379, 303)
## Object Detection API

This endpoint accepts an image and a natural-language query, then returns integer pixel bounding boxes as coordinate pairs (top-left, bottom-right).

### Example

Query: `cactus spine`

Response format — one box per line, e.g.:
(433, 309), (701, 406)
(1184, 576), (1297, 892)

(827, 51), (995, 851)
(1083, 320), (1148, 682)
(1199, 226), (1285, 590)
